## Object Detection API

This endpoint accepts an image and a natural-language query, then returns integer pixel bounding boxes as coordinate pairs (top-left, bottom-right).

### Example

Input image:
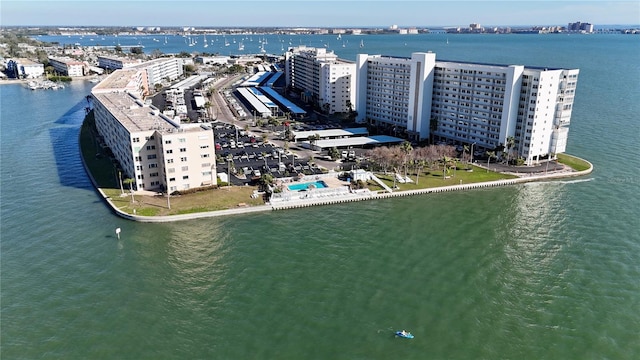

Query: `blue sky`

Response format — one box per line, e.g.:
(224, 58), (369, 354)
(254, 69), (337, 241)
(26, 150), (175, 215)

(2, 1), (638, 27)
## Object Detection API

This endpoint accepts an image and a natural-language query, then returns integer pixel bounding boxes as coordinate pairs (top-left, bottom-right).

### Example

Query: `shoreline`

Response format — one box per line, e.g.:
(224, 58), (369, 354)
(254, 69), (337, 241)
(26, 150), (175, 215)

(79, 129), (593, 222)
(0, 77), (97, 86)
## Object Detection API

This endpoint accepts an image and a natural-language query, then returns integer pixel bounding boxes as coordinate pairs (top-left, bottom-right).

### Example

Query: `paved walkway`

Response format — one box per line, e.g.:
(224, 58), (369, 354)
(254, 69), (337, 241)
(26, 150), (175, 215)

(476, 159), (566, 174)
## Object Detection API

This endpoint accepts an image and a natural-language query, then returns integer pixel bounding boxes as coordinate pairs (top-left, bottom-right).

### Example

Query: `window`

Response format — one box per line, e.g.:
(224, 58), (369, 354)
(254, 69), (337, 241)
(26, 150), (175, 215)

(169, 177), (175, 182)
(167, 158), (174, 164)
(135, 156), (142, 162)
(180, 148), (186, 152)
(146, 145), (156, 150)
(180, 157), (187, 162)
(166, 149), (173, 154)
(182, 175), (189, 180)
(179, 138), (186, 143)
(201, 154), (210, 158)
(168, 168), (175, 173)
(150, 172), (159, 177)
(181, 166), (189, 171)
(147, 154), (157, 160)
(148, 163), (158, 168)
(202, 163), (211, 168)
(132, 137), (140, 143)
(165, 140), (172, 144)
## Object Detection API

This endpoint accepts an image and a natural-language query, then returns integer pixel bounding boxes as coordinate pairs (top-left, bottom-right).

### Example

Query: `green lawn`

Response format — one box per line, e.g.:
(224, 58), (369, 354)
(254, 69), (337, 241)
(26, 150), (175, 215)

(371, 164), (517, 192)
(81, 113), (265, 217)
(557, 153), (591, 172)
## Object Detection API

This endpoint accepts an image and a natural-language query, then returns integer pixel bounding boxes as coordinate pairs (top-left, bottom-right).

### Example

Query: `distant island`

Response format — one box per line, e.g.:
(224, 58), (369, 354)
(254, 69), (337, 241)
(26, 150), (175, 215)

(1, 21), (639, 38)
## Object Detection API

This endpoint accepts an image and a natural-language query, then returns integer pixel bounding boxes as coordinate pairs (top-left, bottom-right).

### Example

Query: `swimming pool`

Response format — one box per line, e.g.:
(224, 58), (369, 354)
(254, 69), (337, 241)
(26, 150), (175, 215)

(287, 181), (328, 191)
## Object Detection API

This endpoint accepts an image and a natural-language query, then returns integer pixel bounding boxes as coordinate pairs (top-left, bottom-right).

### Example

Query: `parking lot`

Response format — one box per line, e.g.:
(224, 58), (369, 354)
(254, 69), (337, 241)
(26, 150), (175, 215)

(213, 123), (324, 186)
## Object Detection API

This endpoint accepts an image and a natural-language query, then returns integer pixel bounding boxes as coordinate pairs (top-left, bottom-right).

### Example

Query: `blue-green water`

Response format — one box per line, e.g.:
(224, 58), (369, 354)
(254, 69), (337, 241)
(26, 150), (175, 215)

(2, 34), (639, 359)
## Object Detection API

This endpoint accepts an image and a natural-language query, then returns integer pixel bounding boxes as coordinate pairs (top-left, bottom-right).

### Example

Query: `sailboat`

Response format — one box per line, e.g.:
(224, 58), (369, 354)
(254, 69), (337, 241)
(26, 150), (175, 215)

(203, 34), (208, 48)
(359, 39), (364, 48)
(238, 41), (244, 51)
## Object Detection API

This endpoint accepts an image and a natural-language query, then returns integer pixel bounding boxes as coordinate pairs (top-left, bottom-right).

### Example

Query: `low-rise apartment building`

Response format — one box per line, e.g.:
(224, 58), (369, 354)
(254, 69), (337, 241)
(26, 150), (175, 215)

(91, 68), (216, 193)
(48, 56), (86, 76)
(6, 58), (45, 78)
(97, 55), (142, 71)
(131, 57), (184, 88)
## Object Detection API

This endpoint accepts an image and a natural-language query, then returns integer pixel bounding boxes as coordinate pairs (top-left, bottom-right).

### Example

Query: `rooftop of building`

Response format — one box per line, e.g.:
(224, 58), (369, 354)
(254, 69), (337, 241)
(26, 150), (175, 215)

(130, 57), (180, 69)
(48, 56), (84, 65)
(93, 90), (211, 136)
(97, 54), (141, 63)
(366, 52), (573, 71)
(92, 69), (142, 92)
(11, 58), (40, 65)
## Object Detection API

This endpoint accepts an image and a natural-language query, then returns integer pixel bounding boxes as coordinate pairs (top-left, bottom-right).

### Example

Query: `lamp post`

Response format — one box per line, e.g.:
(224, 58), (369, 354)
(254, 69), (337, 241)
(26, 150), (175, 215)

(226, 155), (233, 191)
(470, 142), (476, 166)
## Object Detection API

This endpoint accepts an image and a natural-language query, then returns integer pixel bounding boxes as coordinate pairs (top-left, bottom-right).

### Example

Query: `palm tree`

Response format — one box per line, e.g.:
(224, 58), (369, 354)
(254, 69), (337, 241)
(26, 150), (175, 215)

(442, 156), (452, 179)
(308, 133), (320, 149)
(485, 151), (496, 172)
(123, 178), (135, 202)
(259, 173), (274, 195)
(414, 159), (426, 185)
(505, 136), (515, 164)
(462, 145), (469, 164)
(400, 141), (413, 179)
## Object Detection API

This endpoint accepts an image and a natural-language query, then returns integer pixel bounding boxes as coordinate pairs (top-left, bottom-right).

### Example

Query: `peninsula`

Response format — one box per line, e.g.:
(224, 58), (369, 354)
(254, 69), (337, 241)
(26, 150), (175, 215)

(75, 42), (592, 222)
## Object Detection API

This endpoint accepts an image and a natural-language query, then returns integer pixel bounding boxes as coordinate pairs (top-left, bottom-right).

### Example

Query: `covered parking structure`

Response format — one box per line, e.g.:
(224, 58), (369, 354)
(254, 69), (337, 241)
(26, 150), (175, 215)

(302, 135), (404, 151)
(239, 71), (273, 87)
(292, 127), (368, 141)
(259, 86), (306, 117)
(236, 87), (274, 117)
(264, 72), (283, 87)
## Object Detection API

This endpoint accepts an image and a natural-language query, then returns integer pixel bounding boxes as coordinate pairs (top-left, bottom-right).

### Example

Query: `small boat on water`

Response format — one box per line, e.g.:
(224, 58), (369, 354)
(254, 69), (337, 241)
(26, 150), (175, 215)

(395, 330), (414, 339)
(27, 80), (65, 90)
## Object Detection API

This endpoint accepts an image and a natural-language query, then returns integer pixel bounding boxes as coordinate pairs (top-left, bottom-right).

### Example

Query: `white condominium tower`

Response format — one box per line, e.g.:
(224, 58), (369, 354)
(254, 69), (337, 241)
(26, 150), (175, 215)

(285, 46), (356, 114)
(354, 52), (579, 165)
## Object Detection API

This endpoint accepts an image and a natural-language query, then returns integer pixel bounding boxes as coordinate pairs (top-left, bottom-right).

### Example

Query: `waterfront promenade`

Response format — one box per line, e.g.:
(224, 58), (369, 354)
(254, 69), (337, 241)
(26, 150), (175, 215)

(80, 141), (593, 222)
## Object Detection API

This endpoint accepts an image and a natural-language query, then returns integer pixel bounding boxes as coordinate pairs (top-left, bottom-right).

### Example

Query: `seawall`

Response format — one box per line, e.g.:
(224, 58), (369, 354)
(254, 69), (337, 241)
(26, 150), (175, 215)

(80, 130), (593, 222)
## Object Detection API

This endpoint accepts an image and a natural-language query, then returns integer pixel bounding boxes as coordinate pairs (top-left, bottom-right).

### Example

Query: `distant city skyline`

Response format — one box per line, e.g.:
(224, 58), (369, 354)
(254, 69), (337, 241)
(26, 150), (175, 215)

(2, 1), (638, 28)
